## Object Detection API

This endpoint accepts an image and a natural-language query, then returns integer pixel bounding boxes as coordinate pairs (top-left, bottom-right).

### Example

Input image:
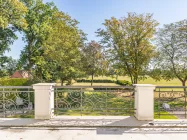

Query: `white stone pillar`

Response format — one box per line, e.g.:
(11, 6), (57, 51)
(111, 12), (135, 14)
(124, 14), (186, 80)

(133, 84), (155, 121)
(33, 83), (55, 119)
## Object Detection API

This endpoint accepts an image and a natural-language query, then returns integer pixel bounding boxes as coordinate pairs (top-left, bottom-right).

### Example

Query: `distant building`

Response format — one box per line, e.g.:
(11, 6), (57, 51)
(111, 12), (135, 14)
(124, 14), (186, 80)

(11, 70), (31, 78)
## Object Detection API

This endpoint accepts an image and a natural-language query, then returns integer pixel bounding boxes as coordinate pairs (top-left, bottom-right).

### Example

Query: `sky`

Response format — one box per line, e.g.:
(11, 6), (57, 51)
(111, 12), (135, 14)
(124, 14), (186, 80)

(7, 0), (187, 59)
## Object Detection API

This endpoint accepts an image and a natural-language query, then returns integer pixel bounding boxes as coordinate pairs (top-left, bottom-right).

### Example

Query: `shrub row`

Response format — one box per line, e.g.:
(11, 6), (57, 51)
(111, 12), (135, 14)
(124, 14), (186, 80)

(0, 78), (36, 86)
(76, 79), (132, 86)
(77, 79), (115, 83)
(0, 78), (132, 86)
(116, 80), (132, 86)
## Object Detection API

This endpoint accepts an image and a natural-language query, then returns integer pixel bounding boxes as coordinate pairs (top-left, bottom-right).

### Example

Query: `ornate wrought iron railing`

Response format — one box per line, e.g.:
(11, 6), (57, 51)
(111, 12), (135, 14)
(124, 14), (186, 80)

(54, 86), (135, 116)
(0, 86), (34, 118)
(154, 86), (187, 119)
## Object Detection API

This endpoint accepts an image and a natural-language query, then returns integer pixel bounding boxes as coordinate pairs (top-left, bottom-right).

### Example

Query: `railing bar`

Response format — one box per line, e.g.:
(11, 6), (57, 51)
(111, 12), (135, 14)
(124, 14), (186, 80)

(185, 89), (187, 119)
(156, 86), (187, 88)
(53, 90), (133, 92)
(54, 86), (134, 89)
(155, 91), (186, 92)
(0, 86), (33, 88)
(55, 88), (58, 116)
(3, 88), (5, 118)
(0, 91), (34, 93)
(158, 88), (161, 119)
(56, 108), (136, 111)
(81, 88), (82, 116)
(105, 88), (107, 116)
(155, 113), (187, 115)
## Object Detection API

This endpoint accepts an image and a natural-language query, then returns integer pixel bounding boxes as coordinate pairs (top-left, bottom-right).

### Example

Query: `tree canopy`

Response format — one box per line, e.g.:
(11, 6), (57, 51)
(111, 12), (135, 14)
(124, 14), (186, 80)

(0, 0), (27, 28)
(153, 19), (187, 86)
(0, 0), (27, 73)
(81, 41), (108, 85)
(43, 11), (86, 85)
(19, 0), (57, 75)
(97, 13), (158, 84)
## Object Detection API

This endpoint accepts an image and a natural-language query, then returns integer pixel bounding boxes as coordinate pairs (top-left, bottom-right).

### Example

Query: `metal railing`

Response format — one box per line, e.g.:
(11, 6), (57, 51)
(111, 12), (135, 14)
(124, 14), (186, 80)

(54, 86), (135, 116)
(0, 86), (34, 118)
(154, 86), (187, 119)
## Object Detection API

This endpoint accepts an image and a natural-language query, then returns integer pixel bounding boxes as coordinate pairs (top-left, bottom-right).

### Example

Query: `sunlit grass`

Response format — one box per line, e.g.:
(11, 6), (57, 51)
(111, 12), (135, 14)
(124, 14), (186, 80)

(73, 82), (119, 86)
(154, 112), (178, 119)
(81, 76), (182, 86)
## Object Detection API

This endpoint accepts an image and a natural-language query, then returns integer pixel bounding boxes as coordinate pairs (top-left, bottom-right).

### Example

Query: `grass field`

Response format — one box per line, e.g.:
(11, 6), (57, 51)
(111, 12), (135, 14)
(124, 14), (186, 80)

(75, 76), (182, 86)
(73, 82), (119, 86)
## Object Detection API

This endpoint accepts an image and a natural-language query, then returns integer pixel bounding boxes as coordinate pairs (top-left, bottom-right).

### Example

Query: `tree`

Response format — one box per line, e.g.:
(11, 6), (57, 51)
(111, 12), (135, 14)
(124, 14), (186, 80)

(0, 28), (17, 73)
(43, 11), (85, 85)
(0, 0), (27, 28)
(0, 0), (27, 72)
(154, 19), (187, 86)
(19, 0), (57, 74)
(81, 41), (108, 86)
(97, 13), (158, 84)
(0, 57), (18, 77)
(108, 64), (124, 81)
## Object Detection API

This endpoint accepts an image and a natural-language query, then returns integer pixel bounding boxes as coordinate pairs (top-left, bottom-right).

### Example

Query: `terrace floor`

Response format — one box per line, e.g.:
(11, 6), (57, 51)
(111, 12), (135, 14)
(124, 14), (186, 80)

(1, 116), (187, 140)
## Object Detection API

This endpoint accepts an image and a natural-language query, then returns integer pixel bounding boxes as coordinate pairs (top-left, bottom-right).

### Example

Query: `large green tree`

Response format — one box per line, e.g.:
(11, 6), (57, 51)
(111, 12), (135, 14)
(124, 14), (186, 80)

(97, 13), (158, 84)
(153, 19), (187, 86)
(0, 0), (27, 75)
(19, 0), (57, 75)
(43, 11), (85, 85)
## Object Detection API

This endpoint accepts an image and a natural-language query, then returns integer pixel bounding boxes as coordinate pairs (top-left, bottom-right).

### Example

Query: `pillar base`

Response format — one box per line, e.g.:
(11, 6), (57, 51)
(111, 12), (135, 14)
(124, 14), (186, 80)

(133, 84), (155, 121)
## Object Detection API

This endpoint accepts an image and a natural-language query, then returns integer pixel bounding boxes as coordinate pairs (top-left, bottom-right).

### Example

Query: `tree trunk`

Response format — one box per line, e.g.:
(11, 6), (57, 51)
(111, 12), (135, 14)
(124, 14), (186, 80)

(134, 77), (138, 84)
(116, 74), (118, 81)
(182, 81), (186, 94)
(61, 79), (64, 86)
(91, 73), (94, 86)
(132, 76), (138, 84)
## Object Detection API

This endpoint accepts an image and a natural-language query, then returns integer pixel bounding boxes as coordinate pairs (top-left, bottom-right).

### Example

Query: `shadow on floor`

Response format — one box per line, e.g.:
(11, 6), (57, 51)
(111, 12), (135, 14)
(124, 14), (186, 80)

(1, 116), (187, 134)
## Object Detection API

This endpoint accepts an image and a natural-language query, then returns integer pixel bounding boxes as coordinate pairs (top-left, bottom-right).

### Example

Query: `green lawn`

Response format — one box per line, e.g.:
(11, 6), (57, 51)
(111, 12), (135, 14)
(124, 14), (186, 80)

(77, 76), (182, 86)
(73, 82), (119, 86)
(154, 112), (178, 119)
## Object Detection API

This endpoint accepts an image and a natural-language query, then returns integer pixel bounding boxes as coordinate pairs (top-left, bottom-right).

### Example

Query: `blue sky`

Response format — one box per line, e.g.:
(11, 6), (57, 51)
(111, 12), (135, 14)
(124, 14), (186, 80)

(7, 0), (187, 59)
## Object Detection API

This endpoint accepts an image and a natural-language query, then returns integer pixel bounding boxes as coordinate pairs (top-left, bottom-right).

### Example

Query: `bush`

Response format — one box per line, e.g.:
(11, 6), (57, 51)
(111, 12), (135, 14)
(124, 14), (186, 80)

(76, 79), (132, 86)
(0, 78), (37, 86)
(116, 80), (132, 86)
(77, 79), (115, 83)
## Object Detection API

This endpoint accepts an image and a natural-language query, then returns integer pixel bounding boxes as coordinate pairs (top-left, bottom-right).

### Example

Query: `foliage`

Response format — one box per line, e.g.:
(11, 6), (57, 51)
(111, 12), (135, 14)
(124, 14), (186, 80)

(81, 41), (108, 86)
(0, 78), (31, 86)
(77, 79), (115, 83)
(107, 66), (125, 81)
(154, 19), (187, 86)
(0, 0), (27, 28)
(0, 57), (18, 77)
(19, 0), (58, 76)
(43, 11), (86, 85)
(0, 27), (18, 74)
(116, 80), (132, 86)
(97, 13), (158, 84)
(0, 0), (27, 70)
(76, 79), (131, 86)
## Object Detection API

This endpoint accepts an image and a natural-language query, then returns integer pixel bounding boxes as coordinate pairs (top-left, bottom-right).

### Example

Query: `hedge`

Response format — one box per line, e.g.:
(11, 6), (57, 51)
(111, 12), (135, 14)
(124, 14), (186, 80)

(76, 79), (132, 86)
(116, 80), (132, 86)
(0, 78), (36, 86)
(77, 79), (115, 83)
